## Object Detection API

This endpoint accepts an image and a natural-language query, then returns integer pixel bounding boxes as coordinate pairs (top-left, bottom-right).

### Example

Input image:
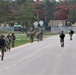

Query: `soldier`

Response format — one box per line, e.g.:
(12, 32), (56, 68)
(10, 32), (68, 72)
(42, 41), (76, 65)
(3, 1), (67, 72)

(0, 34), (6, 60)
(26, 30), (30, 39)
(6, 33), (12, 51)
(29, 30), (34, 43)
(69, 29), (74, 40)
(40, 30), (43, 41)
(36, 31), (40, 42)
(11, 33), (16, 48)
(59, 31), (65, 47)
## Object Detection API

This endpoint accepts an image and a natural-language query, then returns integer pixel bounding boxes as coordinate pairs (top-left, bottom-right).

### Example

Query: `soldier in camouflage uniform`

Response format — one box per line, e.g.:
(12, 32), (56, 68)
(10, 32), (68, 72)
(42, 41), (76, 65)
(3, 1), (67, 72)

(11, 33), (16, 48)
(6, 33), (12, 51)
(40, 30), (43, 41)
(29, 30), (34, 43)
(0, 34), (6, 60)
(36, 31), (40, 42)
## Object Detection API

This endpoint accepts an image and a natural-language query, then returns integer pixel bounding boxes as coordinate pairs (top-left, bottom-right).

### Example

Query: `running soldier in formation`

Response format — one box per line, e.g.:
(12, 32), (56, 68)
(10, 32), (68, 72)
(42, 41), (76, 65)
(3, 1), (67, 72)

(6, 33), (12, 51)
(39, 30), (43, 41)
(0, 34), (6, 60)
(11, 33), (16, 47)
(29, 30), (34, 43)
(36, 30), (43, 42)
(36, 30), (40, 42)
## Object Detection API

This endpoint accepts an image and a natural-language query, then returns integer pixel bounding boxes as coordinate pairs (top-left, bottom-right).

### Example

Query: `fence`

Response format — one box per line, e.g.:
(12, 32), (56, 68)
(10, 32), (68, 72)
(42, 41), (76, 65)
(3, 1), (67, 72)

(0, 26), (14, 31)
(51, 26), (76, 33)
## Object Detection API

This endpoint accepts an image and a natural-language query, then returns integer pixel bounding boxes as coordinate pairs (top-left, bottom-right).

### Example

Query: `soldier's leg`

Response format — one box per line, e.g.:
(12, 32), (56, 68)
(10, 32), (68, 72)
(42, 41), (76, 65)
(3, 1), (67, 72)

(0, 49), (1, 57)
(62, 40), (64, 47)
(31, 37), (33, 43)
(12, 40), (15, 47)
(41, 35), (43, 41)
(8, 43), (11, 51)
(70, 35), (72, 40)
(1, 49), (4, 60)
(60, 39), (63, 47)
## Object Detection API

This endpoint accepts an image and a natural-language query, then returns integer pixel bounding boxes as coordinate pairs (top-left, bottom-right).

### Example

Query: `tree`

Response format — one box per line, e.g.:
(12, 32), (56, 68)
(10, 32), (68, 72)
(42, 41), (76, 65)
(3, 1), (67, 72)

(18, 1), (35, 27)
(69, 7), (76, 24)
(55, 1), (69, 20)
(68, 0), (76, 4)
(34, 2), (45, 21)
(15, 0), (34, 5)
(15, 0), (27, 5)
(0, 0), (12, 23)
(43, 0), (56, 22)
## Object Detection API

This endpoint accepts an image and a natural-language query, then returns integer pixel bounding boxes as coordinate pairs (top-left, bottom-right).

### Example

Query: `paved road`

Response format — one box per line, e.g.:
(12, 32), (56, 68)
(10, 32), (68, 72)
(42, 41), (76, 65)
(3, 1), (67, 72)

(0, 34), (76, 75)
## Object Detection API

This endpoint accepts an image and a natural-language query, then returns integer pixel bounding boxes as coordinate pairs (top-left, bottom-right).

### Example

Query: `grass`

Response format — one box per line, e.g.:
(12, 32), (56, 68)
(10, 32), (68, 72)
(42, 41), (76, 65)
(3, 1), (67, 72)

(0, 30), (58, 47)
(15, 34), (30, 47)
(15, 40), (30, 47)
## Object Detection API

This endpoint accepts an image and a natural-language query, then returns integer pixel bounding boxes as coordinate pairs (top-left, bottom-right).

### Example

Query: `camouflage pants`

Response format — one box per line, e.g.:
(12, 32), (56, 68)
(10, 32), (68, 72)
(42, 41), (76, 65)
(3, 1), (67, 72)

(60, 39), (64, 47)
(11, 40), (15, 47)
(0, 47), (5, 60)
(70, 35), (72, 40)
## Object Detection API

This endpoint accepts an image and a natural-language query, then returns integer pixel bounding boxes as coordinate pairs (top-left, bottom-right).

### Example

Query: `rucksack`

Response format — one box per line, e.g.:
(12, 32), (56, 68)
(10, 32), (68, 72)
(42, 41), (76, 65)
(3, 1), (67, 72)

(0, 38), (5, 46)
(71, 30), (74, 34)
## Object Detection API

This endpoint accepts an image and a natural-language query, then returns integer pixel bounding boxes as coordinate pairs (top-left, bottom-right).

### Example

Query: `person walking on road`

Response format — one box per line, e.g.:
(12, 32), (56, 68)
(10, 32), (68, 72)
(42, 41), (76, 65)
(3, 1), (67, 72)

(0, 34), (6, 60)
(29, 30), (34, 43)
(69, 29), (74, 40)
(40, 30), (43, 41)
(11, 33), (16, 48)
(6, 33), (12, 51)
(59, 31), (65, 47)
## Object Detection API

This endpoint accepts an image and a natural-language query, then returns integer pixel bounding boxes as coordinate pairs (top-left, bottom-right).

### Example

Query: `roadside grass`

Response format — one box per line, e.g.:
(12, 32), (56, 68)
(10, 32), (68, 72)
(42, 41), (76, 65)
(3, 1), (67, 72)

(0, 30), (58, 47)
(15, 39), (30, 47)
(15, 35), (30, 47)
(15, 33), (58, 47)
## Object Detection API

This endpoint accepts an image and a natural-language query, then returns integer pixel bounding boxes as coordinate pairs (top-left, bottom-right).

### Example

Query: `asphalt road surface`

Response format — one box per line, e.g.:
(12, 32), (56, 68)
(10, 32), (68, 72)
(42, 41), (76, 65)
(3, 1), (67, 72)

(0, 34), (76, 75)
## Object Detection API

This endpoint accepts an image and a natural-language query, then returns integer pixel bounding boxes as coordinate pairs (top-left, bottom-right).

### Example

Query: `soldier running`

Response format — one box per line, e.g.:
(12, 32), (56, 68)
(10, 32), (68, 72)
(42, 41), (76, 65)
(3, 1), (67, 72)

(0, 34), (6, 60)
(69, 29), (74, 40)
(11, 33), (16, 48)
(59, 31), (65, 47)
(6, 33), (12, 51)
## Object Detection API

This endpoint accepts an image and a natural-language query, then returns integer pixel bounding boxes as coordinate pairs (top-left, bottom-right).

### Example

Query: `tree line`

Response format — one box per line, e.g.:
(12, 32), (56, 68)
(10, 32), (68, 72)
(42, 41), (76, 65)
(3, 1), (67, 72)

(0, 0), (76, 27)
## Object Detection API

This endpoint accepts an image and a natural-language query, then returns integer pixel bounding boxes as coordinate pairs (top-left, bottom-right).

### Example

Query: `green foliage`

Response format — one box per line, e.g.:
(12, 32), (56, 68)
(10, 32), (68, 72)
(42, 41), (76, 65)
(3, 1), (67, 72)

(69, 7), (76, 24)
(15, 0), (27, 5)
(43, 0), (56, 22)
(0, 0), (12, 23)
(18, 1), (35, 26)
(68, 0), (76, 4)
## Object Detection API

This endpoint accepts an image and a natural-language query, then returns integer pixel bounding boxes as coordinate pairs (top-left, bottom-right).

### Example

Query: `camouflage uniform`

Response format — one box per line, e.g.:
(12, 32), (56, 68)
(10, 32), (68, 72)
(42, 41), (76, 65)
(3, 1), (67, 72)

(36, 31), (40, 42)
(29, 31), (34, 43)
(0, 34), (6, 60)
(40, 30), (43, 41)
(11, 33), (16, 48)
(6, 34), (12, 51)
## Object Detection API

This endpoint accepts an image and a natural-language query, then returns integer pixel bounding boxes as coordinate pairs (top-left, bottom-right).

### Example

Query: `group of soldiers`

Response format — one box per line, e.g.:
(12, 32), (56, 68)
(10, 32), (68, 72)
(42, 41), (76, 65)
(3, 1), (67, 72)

(59, 29), (74, 47)
(0, 33), (16, 61)
(0, 29), (43, 61)
(26, 29), (44, 43)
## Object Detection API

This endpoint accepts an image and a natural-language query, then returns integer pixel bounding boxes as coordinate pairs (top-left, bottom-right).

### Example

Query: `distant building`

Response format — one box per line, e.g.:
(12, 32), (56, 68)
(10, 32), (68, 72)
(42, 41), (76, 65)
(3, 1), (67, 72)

(49, 20), (66, 26)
